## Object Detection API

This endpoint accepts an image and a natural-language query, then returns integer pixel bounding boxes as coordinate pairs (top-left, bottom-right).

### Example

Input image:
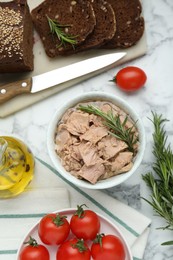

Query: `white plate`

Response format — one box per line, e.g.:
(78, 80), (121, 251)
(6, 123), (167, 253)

(16, 208), (132, 260)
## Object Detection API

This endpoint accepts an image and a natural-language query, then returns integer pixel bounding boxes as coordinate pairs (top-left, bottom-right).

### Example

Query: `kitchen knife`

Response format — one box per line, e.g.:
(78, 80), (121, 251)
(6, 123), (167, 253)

(0, 52), (126, 104)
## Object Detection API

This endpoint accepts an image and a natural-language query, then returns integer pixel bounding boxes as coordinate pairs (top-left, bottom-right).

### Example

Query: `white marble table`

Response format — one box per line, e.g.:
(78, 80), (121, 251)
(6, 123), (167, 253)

(1, 0), (173, 259)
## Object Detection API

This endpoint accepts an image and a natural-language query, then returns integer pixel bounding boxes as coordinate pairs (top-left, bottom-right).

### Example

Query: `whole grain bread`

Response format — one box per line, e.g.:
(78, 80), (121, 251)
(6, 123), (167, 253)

(102, 0), (144, 48)
(31, 0), (96, 57)
(65, 0), (116, 54)
(87, 0), (116, 47)
(0, 0), (34, 73)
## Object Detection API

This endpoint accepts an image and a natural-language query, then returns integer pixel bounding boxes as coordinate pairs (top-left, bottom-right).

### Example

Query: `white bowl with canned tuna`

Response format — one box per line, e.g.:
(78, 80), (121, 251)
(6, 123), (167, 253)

(47, 92), (145, 189)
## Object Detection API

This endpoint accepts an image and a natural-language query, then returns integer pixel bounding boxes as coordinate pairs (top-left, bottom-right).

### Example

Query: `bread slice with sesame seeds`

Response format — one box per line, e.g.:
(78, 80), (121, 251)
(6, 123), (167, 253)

(102, 0), (144, 49)
(31, 0), (96, 58)
(0, 0), (34, 73)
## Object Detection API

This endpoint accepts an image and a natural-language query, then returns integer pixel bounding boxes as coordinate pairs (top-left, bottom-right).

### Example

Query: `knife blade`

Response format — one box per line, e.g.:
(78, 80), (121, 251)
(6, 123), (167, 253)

(0, 52), (126, 104)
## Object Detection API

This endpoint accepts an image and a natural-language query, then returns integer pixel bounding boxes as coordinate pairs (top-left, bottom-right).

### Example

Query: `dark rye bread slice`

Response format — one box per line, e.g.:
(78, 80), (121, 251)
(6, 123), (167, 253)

(31, 0), (96, 57)
(86, 0), (116, 47)
(0, 0), (34, 73)
(64, 0), (116, 54)
(102, 0), (144, 48)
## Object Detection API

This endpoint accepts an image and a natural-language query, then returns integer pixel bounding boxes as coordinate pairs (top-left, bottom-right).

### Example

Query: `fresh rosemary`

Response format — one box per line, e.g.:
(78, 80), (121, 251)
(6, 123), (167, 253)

(142, 112), (173, 245)
(78, 104), (138, 153)
(47, 16), (78, 48)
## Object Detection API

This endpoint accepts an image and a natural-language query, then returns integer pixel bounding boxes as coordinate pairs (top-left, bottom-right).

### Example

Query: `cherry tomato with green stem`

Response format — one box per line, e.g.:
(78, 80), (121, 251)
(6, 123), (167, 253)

(70, 204), (100, 240)
(38, 213), (70, 245)
(56, 238), (91, 260)
(91, 234), (126, 260)
(112, 66), (147, 92)
(19, 236), (50, 260)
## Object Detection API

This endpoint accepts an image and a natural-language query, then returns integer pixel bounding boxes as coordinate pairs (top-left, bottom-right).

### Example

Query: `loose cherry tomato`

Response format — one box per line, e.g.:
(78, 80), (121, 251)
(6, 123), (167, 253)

(70, 204), (100, 240)
(56, 238), (91, 260)
(38, 213), (70, 245)
(91, 234), (126, 260)
(19, 236), (50, 260)
(113, 66), (147, 92)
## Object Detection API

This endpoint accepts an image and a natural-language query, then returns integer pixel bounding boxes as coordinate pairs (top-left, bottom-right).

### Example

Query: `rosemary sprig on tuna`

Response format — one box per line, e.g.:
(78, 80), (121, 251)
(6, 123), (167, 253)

(78, 105), (138, 153)
(47, 16), (78, 48)
(142, 112), (173, 246)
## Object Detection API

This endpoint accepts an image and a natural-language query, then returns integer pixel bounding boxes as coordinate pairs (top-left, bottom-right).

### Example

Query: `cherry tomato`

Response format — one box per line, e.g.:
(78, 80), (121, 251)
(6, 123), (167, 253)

(113, 66), (147, 92)
(70, 204), (100, 240)
(19, 236), (50, 260)
(56, 238), (91, 260)
(91, 234), (126, 260)
(38, 213), (70, 245)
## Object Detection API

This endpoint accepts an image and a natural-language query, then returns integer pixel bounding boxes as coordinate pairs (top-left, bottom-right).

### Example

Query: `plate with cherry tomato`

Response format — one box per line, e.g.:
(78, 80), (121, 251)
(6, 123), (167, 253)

(16, 205), (132, 260)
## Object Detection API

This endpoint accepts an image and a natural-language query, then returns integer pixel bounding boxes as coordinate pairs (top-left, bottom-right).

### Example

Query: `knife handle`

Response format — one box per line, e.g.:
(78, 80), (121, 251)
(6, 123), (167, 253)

(0, 78), (32, 104)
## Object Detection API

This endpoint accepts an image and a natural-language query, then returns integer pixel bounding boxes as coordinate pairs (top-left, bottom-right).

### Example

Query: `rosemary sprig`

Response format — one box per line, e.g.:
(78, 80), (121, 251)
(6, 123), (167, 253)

(78, 104), (138, 153)
(142, 112), (173, 245)
(47, 16), (78, 48)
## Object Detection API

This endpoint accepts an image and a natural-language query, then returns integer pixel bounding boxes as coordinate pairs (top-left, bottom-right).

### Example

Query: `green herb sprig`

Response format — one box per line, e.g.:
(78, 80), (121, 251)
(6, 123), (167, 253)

(78, 104), (138, 153)
(142, 112), (173, 245)
(47, 16), (78, 48)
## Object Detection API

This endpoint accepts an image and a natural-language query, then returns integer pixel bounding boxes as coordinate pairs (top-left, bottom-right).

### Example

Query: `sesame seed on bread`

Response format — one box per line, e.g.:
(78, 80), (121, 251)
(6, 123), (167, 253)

(102, 0), (144, 48)
(31, 0), (96, 57)
(0, 0), (34, 73)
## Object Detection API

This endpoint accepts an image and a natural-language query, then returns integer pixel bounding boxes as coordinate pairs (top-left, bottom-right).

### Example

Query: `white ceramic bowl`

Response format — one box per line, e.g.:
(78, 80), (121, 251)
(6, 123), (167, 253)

(47, 92), (145, 189)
